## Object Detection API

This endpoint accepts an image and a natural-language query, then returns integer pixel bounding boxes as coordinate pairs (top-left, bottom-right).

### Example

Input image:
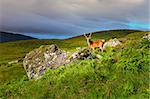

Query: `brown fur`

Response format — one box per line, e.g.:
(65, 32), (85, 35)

(89, 40), (105, 49)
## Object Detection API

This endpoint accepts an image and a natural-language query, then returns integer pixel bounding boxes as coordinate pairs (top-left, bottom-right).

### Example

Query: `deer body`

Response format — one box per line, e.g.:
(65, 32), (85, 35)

(84, 33), (105, 51)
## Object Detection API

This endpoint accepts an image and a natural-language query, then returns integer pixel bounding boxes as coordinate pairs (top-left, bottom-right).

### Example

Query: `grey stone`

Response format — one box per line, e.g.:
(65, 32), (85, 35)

(103, 38), (121, 49)
(8, 60), (18, 64)
(71, 48), (93, 60)
(23, 44), (70, 80)
(143, 34), (150, 40)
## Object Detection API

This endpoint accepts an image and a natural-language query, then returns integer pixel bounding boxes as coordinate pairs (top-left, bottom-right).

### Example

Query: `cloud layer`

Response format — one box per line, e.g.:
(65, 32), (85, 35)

(0, 0), (150, 38)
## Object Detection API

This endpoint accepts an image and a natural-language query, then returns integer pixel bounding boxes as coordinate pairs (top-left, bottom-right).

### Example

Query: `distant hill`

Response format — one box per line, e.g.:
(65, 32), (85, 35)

(66, 29), (142, 40)
(0, 32), (36, 42)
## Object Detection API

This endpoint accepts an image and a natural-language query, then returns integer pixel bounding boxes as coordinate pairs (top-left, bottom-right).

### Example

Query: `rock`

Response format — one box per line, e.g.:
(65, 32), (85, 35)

(103, 38), (121, 49)
(23, 45), (95, 80)
(8, 60), (18, 64)
(143, 34), (150, 40)
(96, 54), (103, 59)
(23, 44), (70, 79)
(71, 48), (93, 60)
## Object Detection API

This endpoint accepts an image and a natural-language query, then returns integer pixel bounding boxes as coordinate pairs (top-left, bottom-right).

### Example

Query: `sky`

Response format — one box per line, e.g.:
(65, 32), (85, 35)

(0, 0), (150, 39)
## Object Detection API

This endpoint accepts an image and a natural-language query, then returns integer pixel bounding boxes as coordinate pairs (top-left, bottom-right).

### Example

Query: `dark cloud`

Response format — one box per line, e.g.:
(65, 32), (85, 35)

(0, 0), (149, 38)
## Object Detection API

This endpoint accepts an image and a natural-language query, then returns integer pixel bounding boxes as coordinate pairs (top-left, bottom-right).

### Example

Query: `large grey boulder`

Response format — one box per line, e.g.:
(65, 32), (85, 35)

(103, 38), (121, 49)
(23, 44), (70, 79)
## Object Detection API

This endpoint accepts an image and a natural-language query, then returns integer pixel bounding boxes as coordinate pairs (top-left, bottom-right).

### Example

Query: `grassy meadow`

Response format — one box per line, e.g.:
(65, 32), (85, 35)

(0, 30), (149, 98)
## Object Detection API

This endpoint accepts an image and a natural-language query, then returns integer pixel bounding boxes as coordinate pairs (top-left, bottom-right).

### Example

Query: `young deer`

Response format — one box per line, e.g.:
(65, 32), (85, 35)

(84, 33), (105, 51)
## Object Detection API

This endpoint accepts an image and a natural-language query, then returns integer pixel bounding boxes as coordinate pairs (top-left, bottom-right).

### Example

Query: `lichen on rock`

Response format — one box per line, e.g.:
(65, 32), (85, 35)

(23, 44), (70, 79)
(71, 47), (93, 60)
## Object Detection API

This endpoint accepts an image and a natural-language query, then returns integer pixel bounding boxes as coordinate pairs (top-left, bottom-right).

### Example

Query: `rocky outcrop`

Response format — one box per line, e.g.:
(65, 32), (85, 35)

(23, 45), (97, 80)
(71, 48), (93, 60)
(23, 44), (70, 79)
(103, 38), (121, 49)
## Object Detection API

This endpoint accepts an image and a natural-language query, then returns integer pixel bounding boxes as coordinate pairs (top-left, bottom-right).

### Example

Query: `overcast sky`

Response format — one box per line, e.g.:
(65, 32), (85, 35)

(0, 0), (150, 39)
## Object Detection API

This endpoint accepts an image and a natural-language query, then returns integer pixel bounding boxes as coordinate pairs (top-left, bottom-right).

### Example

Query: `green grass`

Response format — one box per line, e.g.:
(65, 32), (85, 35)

(0, 30), (149, 98)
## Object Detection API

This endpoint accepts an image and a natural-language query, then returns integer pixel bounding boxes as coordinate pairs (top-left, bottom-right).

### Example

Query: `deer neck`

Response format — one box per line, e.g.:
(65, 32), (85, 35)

(86, 38), (93, 46)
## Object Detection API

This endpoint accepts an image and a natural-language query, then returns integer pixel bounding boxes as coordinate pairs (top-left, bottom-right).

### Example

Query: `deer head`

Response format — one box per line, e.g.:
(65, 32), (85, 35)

(84, 32), (92, 40)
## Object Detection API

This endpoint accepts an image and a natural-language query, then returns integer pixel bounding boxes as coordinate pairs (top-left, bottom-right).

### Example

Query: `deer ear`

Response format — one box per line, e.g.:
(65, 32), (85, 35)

(84, 33), (87, 37)
(89, 32), (92, 37)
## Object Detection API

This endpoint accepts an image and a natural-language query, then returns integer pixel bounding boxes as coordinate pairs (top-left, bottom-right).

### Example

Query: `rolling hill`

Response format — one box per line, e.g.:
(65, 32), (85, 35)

(0, 31), (36, 42)
(0, 29), (149, 98)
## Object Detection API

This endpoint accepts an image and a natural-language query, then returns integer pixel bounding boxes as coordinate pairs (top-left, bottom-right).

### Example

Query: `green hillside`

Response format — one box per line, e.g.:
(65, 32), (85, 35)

(0, 30), (149, 98)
